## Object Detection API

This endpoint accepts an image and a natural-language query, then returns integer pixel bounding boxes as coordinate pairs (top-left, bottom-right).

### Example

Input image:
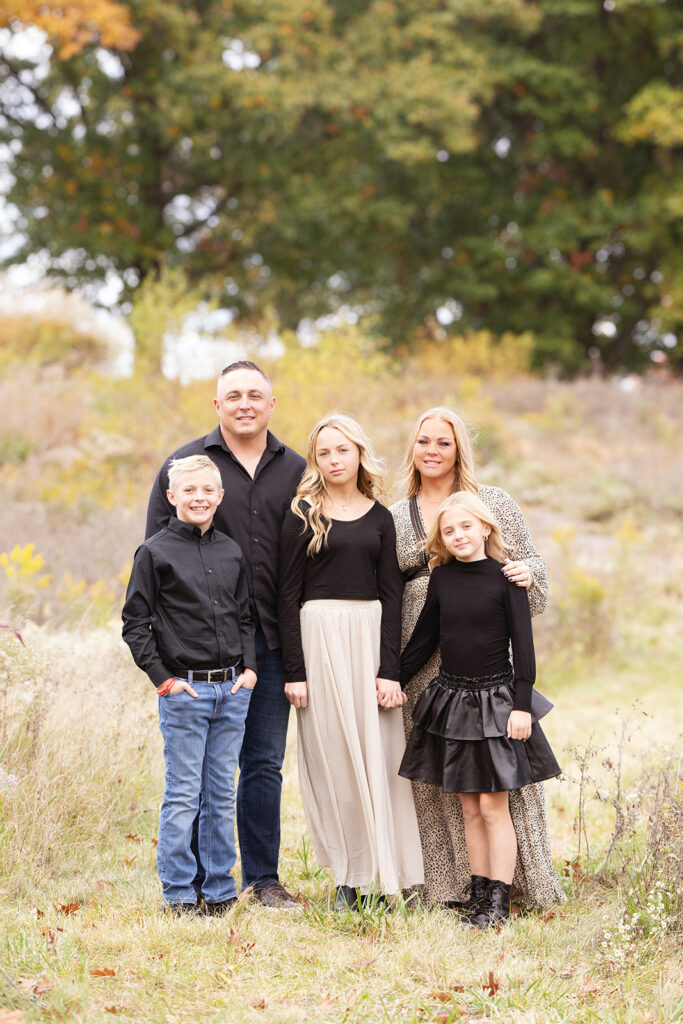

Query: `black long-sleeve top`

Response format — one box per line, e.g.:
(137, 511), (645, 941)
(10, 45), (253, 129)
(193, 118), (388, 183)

(278, 502), (404, 683)
(399, 556), (536, 712)
(145, 427), (305, 650)
(122, 517), (256, 687)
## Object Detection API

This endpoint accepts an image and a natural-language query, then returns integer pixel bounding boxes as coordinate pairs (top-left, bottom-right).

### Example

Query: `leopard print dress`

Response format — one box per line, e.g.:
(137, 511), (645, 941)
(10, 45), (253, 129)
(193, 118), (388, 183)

(391, 486), (565, 909)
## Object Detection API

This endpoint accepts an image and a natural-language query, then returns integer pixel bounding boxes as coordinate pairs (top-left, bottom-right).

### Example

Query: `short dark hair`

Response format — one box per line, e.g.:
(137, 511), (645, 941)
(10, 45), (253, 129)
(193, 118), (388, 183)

(219, 360), (271, 386)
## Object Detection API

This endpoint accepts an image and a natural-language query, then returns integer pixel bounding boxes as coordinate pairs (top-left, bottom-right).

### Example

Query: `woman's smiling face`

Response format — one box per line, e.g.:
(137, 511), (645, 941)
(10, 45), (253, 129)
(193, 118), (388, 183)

(412, 417), (457, 483)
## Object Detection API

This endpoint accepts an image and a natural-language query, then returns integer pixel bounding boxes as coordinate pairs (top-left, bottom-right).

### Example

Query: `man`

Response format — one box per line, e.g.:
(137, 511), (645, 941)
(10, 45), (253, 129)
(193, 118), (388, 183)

(146, 360), (305, 908)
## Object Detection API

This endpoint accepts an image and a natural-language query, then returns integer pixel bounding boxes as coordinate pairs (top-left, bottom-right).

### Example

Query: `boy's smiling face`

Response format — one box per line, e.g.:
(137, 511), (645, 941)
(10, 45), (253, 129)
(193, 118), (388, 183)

(167, 468), (224, 534)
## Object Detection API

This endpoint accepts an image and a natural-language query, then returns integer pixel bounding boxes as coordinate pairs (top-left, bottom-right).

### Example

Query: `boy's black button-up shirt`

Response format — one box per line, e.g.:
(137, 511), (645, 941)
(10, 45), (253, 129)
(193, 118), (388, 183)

(122, 517), (257, 687)
(145, 428), (305, 650)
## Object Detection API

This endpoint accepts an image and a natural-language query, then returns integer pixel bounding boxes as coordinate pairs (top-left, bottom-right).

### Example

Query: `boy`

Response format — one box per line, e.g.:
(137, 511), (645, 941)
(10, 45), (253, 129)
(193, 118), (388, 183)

(122, 454), (256, 914)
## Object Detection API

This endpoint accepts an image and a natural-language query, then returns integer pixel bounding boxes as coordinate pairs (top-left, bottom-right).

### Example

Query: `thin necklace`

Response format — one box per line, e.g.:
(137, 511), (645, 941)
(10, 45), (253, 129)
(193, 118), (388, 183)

(328, 492), (361, 511)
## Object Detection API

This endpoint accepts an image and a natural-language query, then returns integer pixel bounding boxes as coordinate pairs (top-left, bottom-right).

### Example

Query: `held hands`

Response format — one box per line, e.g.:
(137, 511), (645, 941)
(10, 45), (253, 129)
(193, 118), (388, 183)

(502, 559), (534, 589)
(232, 668), (257, 694)
(376, 677), (407, 710)
(285, 681), (308, 709)
(507, 709), (532, 741)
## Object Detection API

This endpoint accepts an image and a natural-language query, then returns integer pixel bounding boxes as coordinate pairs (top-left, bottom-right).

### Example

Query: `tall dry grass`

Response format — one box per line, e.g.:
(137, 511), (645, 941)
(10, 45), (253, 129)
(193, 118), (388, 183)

(0, 624), (680, 1024)
(0, 322), (681, 1021)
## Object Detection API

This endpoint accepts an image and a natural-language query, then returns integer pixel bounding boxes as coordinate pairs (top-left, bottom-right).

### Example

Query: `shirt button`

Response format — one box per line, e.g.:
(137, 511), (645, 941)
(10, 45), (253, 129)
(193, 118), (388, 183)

(208, 569), (213, 574)
(253, 509), (258, 516)
(254, 538), (259, 544)
(213, 600), (218, 605)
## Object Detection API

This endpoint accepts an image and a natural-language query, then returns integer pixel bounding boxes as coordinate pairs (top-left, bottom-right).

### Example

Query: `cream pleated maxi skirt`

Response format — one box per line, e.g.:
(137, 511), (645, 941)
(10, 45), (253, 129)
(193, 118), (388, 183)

(298, 599), (424, 894)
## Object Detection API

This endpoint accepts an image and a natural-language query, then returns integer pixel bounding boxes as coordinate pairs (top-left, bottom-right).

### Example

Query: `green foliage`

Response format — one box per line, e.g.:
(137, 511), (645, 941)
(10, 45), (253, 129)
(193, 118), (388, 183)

(1, 0), (680, 371)
(128, 266), (211, 375)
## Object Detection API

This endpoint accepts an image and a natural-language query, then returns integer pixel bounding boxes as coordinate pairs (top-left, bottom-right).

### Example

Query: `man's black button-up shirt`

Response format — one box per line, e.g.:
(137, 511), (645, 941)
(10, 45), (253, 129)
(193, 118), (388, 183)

(145, 428), (305, 650)
(122, 517), (256, 687)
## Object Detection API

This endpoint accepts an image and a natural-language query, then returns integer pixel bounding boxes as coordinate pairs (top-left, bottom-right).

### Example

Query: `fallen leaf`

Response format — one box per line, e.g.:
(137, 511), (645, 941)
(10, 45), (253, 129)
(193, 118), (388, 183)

(35, 909), (44, 919)
(351, 957), (378, 969)
(251, 998), (266, 1010)
(56, 903), (80, 916)
(429, 992), (453, 1002)
(124, 856), (137, 868)
(563, 858), (585, 881)
(40, 927), (62, 952)
(17, 978), (54, 995)
(124, 833), (142, 843)
(0, 623), (25, 646)
(540, 910), (557, 922)
(95, 880), (114, 891)
(578, 976), (600, 999)
(482, 970), (499, 996)
(90, 968), (116, 978)
(150, 838), (158, 847)
(102, 1002), (131, 1015)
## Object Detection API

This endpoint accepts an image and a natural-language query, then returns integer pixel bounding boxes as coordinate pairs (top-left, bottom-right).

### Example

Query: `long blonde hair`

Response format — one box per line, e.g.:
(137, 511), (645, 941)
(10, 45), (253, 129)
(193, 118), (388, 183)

(400, 406), (478, 499)
(291, 413), (385, 556)
(426, 491), (509, 569)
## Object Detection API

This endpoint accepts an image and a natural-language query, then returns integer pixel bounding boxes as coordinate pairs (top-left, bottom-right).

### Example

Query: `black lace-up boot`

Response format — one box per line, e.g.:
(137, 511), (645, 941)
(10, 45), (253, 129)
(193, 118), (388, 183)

(444, 874), (490, 918)
(466, 879), (511, 930)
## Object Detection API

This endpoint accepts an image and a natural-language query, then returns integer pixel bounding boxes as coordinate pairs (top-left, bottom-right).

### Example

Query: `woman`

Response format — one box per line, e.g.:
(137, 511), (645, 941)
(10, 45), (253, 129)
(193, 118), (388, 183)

(391, 406), (564, 909)
(279, 414), (424, 908)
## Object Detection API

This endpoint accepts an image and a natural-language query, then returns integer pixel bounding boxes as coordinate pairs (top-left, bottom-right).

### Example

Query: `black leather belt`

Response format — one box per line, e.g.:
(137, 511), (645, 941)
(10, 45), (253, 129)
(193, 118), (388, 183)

(181, 662), (241, 682)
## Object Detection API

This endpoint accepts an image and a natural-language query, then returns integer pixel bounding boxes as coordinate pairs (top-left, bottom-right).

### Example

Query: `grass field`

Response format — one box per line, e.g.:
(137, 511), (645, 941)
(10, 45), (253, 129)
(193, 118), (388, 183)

(1, 353), (681, 1022)
(0, 623), (680, 1024)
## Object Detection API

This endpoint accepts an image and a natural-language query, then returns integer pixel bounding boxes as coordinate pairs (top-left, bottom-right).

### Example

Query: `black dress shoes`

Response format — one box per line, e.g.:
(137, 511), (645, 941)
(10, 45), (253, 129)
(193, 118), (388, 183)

(204, 897), (238, 916)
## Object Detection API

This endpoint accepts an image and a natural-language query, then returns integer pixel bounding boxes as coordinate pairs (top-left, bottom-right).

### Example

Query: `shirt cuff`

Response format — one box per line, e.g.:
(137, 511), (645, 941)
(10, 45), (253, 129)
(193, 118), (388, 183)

(513, 680), (533, 713)
(149, 663), (173, 687)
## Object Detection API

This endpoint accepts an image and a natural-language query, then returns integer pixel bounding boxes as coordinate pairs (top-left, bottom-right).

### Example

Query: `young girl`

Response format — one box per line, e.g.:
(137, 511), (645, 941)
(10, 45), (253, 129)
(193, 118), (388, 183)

(279, 414), (424, 909)
(399, 491), (561, 928)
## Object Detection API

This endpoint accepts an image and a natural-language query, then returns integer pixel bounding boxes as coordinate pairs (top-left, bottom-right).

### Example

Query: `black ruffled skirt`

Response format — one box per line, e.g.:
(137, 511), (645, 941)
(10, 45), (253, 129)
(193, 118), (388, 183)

(399, 666), (561, 793)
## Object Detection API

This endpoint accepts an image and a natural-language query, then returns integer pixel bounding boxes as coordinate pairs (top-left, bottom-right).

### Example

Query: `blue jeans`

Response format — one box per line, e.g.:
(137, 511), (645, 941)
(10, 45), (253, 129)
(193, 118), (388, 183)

(158, 678), (252, 906)
(236, 630), (291, 889)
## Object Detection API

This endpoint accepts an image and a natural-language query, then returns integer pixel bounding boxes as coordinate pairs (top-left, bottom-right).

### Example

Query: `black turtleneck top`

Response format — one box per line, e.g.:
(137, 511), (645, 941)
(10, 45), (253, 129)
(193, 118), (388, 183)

(399, 556), (535, 712)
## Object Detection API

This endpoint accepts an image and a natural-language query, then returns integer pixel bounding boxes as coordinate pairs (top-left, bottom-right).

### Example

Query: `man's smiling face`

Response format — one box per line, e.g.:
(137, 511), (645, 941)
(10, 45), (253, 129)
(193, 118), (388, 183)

(213, 367), (275, 442)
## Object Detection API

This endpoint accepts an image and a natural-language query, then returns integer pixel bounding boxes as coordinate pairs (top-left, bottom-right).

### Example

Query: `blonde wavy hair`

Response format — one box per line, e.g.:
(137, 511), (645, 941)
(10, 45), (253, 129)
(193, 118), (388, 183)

(426, 491), (509, 569)
(400, 406), (478, 499)
(291, 413), (385, 556)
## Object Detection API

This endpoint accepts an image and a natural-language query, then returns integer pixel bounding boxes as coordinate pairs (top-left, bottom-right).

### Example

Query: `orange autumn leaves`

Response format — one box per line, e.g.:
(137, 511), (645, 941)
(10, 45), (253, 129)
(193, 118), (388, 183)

(2, 2), (139, 59)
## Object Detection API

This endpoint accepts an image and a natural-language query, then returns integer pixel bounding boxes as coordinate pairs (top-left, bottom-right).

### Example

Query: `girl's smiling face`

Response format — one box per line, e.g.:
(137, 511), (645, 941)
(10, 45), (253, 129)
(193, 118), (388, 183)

(412, 417), (457, 484)
(439, 504), (489, 562)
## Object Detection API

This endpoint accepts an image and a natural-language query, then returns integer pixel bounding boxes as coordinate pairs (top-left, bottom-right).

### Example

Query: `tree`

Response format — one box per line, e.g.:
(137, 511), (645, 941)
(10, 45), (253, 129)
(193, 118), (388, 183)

(1, 0), (681, 372)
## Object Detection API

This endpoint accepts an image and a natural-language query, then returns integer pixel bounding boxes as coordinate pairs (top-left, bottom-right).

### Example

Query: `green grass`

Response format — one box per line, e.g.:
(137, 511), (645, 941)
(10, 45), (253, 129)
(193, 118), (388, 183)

(0, 626), (680, 1023)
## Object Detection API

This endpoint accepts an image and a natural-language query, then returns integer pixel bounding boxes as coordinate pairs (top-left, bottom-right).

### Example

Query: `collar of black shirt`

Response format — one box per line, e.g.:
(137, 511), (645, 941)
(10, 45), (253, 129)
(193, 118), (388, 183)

(203, 426), (285, 457)
(167, 517), (216, 542)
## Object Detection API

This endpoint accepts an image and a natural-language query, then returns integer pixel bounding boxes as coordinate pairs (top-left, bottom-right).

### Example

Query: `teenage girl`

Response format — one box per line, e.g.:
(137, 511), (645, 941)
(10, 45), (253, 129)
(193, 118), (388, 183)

(279, 414), (424, 909)
(399, 491), (561, 928)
